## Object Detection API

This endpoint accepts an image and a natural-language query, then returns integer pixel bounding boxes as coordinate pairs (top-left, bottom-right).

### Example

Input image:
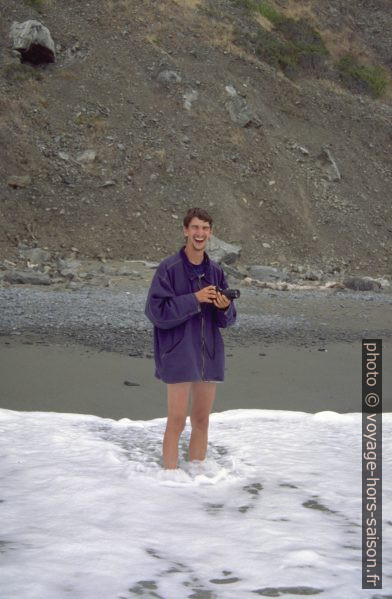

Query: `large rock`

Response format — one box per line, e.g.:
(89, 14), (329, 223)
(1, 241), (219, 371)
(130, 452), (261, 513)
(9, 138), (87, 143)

(76, 149), (96, 164)
(221, 263), (248, 280)
(318, 146), (341, 182)
(247, 265), (287, 281)
(225, 85), (261, 128)
(10, 20), (55, 64)
(7, 175), (32, 188)
(3, 270), (52, 285)
(206, 235), (241, 264)
(343, 277), (381, 291)
(19, 246), (51, 262)
(157, 70), (182, 84)
(56, 258), (82, 280)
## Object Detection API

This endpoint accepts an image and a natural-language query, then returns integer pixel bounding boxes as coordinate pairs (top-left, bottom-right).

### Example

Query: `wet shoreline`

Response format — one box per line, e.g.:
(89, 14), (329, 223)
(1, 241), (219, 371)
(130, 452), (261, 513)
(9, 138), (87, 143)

(2, 336), (391, 418)
(1, 282), (391, 418)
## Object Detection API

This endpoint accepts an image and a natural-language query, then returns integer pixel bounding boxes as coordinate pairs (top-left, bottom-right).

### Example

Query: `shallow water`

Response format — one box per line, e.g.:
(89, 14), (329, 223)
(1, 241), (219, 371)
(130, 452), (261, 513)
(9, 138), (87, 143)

(0, 338), (391, 419)
(1, 337), (391, 598)
(1, 407), (391, 598)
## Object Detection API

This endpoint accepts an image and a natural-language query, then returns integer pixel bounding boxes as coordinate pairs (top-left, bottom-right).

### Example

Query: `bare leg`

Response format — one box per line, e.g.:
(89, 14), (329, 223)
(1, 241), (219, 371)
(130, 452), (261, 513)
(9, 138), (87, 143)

(189, 382), (217, 462)
(163, 382), (191, 469)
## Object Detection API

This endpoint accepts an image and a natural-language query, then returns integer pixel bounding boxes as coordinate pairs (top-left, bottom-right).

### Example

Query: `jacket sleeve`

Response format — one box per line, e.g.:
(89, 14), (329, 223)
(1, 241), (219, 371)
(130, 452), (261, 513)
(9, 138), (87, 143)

(145, 267), (201, 330)
(214, 268), (237, 328)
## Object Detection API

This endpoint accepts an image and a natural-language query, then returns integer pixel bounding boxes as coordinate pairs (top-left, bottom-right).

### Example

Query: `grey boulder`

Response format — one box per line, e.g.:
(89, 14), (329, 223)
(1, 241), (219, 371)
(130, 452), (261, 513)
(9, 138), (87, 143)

(206, 235), (241, 264)
(10, 20), (55, 64)
(247, 265), (287, 281)
(343, 277), (381, 291)
(3, 270), (52, 285)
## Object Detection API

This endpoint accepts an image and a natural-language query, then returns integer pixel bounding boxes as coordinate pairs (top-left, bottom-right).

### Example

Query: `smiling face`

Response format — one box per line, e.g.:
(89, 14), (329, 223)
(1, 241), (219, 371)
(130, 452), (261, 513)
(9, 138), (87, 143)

(183, 216), (212, 253)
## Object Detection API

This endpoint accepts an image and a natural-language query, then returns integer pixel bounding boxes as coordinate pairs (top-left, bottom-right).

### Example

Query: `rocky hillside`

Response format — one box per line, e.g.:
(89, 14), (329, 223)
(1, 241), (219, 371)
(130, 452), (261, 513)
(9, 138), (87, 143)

(1, 0), (391, 276)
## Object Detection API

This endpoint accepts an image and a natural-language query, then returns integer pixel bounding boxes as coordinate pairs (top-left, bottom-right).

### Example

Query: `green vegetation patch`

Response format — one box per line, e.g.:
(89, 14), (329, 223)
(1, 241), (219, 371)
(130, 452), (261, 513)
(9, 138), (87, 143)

(24, 0), (45, 10)
(231, 1), (387, 98)
(276, 18), (327, 53)
(254, 28), (295, 68)
(232, 0), (283, 24)
(231, 0), (258, 10)
(337, 54), (388, 98)
(231, 1), (328, 76)
(254, 18), (328, 73)
(257, 2), (284, 25)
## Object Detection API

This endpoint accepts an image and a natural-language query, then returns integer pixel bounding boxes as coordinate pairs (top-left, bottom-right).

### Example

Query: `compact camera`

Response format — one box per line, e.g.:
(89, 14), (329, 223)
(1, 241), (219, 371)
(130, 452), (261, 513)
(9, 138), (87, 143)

(215, 286), (240, 300)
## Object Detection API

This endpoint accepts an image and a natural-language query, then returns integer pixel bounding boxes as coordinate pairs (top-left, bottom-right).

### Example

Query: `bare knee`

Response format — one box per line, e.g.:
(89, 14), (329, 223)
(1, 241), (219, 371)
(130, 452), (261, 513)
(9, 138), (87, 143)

(166, 416), (187, 435)
(190, 414), (209, 432)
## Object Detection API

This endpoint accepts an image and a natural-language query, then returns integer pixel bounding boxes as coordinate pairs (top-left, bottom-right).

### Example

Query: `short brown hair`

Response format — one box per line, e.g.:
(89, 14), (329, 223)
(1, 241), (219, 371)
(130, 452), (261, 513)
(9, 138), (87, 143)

(183, 207), (213, 228)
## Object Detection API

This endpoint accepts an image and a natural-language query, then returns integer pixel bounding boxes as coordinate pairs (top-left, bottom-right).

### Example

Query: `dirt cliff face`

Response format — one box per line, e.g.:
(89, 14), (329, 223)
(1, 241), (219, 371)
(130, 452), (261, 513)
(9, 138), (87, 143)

(0, 0), (391, 275)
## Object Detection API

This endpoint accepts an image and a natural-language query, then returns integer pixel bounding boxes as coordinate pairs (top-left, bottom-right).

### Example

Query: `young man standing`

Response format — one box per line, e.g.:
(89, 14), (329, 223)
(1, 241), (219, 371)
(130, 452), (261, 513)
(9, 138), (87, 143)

(144, 207), (237, 469)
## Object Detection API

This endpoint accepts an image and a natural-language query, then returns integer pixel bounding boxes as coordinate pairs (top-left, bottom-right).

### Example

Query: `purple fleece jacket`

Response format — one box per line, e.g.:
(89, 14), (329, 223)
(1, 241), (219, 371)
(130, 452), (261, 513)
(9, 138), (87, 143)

(144, 246), (237, 383)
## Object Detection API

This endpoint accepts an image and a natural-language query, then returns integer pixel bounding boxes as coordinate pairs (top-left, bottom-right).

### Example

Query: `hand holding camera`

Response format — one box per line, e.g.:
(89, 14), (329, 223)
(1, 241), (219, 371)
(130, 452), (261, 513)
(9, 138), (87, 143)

(213, 286), (240, 310)
(194, 285), (217, 304)
(194, 285), (240, 311)
(215, 286), (240, 300)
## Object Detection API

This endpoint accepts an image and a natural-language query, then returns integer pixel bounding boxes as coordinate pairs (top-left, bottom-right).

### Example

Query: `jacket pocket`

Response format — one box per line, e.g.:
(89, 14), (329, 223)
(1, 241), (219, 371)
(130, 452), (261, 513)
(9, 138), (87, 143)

(161, 324), (186, 359)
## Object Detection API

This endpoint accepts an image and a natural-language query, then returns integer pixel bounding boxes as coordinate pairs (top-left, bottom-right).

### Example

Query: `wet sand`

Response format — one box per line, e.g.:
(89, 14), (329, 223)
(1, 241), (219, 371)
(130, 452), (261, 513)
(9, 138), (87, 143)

(1, 337), (390, 419)
(1, 282), (391, 420)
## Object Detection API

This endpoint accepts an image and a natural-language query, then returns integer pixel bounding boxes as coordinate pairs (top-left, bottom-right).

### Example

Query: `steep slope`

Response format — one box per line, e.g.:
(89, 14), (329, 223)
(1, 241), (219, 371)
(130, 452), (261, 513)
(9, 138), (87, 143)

(0, 0), (391, 275)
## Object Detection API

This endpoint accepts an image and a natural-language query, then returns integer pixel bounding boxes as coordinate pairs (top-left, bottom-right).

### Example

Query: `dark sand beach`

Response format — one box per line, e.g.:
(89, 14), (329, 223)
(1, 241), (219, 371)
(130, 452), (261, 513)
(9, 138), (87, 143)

(1, 337), (391, 420)
(0, 280), (391, 419)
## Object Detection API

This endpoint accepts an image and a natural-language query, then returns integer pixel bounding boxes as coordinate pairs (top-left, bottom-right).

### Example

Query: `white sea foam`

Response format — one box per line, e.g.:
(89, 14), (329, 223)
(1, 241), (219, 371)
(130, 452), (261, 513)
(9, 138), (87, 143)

(0, 407), (390, 599)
